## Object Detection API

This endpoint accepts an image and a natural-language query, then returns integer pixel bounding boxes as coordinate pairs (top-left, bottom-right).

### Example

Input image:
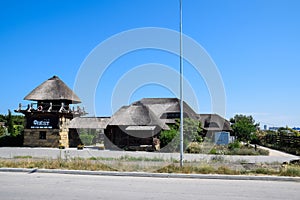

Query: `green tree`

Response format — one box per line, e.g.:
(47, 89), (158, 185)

(12, 115), (24, 126)
(0, 114), (6, 123)
(0, 125), (6, 137)
(159, 124), (179, 151)
(230, 114), (259, 142)
(0, 112), (24, 147)
(14, 125), (24, 135)
(159, 118), (202, 152)
(78, 129), (97, 145)
(277, 126), (300, 136)
(7, 110), (14, 135)
(178, 118), (203, 143)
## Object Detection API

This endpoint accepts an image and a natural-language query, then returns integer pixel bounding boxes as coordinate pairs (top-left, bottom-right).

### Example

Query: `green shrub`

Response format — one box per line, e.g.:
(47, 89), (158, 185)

(257, 148), (269, 155)
(209, 148), (217, 154)
(253, 168), (277, 175)
(231, 148), (254, 155)
(13, 155), (32, 159)
(159, 118), (203, 152)
(79, 134), (94, 145)
(186, 142), (202, 153)
(228, 141), (241, 150)
(159, 127), (179, 151)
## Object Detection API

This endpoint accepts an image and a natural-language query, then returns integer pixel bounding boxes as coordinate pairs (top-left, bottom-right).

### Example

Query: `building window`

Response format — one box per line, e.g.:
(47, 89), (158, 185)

(39, 131), (46, 140)
(166, 112), (180, 119)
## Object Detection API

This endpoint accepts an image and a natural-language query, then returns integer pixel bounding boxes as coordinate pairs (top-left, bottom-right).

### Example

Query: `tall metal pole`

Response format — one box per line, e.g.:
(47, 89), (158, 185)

(179, 0), (184, 167)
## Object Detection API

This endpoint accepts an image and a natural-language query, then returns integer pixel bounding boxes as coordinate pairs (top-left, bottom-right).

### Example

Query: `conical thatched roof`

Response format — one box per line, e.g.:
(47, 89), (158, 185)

(24, 75), (81, 104)
(109, 103), (166, 129)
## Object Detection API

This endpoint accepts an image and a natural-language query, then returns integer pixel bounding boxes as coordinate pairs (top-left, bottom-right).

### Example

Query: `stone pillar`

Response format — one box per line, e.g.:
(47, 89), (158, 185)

(59, 116), (71, 148)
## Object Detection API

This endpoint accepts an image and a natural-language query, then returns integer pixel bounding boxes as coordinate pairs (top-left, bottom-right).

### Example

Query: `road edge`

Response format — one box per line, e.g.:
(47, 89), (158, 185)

(1, 168), (299, 182)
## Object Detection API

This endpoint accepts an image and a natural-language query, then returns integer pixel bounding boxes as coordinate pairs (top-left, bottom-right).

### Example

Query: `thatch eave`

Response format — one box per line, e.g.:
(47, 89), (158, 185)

(24, 75), (81, 104)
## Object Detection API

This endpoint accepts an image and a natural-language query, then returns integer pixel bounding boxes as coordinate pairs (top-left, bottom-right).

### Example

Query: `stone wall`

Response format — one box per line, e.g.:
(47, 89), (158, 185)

(23, 129), (60, 147)
(22, 113), (83, 148)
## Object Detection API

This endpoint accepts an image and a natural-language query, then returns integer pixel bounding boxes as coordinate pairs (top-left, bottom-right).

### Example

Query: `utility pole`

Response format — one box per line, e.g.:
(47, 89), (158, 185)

(179, 0), (184, 167)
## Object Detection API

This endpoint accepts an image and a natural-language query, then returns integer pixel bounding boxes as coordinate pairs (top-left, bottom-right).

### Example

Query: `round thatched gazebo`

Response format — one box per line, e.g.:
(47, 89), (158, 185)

(16, 75), (84, 148)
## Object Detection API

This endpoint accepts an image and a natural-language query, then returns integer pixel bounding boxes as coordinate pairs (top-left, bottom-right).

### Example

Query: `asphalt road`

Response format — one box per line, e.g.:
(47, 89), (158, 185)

(0, 172), (299, 200)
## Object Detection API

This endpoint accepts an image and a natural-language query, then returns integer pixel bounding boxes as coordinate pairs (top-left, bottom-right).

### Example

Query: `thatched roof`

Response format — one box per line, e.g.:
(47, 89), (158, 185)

(139, 98), (198, 119)
(198, 114), (232, 132)
(69, 117), (110, 129)
(108, 98), (199, 130)
(109, 103), (167, 129)
(106, 98), (231, 133)
(24, 75), (81, 104)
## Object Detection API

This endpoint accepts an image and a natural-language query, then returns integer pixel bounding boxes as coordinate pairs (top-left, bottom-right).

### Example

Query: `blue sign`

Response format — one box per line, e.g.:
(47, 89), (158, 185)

(214, 132), (230, 145)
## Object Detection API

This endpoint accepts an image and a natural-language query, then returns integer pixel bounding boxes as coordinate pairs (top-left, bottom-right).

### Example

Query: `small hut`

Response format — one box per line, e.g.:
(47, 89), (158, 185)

(15, 76), (85, 148)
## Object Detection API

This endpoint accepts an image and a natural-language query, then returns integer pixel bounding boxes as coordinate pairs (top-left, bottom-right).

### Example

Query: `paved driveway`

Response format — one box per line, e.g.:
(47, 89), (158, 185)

(0, 146), (299, 164)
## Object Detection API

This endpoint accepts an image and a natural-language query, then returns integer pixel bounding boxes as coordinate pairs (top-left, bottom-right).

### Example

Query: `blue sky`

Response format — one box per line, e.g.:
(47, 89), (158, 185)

(1, 0), (300, 128)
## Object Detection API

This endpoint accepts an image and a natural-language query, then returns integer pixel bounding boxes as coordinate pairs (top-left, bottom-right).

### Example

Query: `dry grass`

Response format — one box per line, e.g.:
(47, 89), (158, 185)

(1, 157), (300, 177)
(156, 164), (241, 175)
(280, 165), (300, 177)
(0, 158), (114, 171)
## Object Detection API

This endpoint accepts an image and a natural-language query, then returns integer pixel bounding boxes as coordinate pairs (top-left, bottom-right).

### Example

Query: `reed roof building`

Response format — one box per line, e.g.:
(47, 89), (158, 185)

(16, 76), (85, 148)
(104, 98), (231, 150)
(15, 76), (231, 150)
